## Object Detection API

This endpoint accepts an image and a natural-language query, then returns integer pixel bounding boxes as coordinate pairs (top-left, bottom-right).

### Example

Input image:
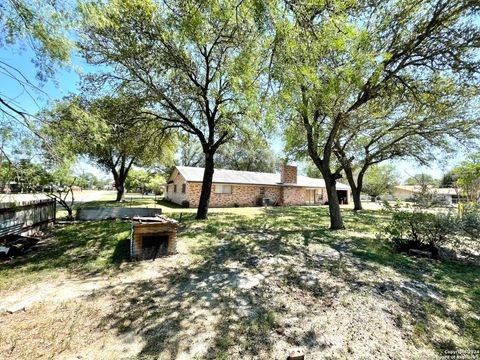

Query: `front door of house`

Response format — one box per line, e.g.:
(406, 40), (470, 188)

(306, 189), (315, 205)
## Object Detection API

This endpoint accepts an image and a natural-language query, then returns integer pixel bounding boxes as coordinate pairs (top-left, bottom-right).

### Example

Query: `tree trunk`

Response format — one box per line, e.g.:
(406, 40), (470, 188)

(66, 208), (74, 221)
(116, 185), (125, 202)
(196, 152), (215, 220)
(307, 150), (345, 229)
(324, 174), (344, 230)
(344, 168), (363, 211)
(344, 165), (363, 211)
(110, 157), (135, 202)
(352, 190), (362, 211)
(115, 176), (126, 202)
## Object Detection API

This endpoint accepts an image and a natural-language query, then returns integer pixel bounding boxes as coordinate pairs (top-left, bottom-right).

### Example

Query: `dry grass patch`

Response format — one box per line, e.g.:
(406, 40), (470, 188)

(0, 206), (478, 359)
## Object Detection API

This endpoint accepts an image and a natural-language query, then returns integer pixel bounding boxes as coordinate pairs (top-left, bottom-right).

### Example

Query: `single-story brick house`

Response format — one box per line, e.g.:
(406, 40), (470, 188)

(165, 165), (350, 207)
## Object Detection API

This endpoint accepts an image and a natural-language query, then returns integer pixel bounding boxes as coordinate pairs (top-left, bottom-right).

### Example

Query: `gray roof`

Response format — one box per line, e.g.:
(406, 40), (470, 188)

(174, 166), (350, 190)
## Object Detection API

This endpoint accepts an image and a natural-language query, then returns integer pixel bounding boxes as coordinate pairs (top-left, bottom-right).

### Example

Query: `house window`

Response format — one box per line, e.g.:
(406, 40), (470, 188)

(182, 184), (186, 193)
(215, 184), (232, 194)
(259, 187), (266, 196)
(174, 184), (177, 193)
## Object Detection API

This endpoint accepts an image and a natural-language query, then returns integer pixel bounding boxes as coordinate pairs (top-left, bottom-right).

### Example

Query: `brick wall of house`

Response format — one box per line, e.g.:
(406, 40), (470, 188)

(185, 183), (282, 207)
(165, 169), (188, 205)
(186, 183), (202, 207)
(166, 165), (352, 207)
(281, 165), (297, 184)
(281, 186), (306, 205)
(264, 186), (282, 205)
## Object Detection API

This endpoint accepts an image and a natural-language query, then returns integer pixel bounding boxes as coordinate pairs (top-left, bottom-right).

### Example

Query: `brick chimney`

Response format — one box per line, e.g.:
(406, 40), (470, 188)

(281, 164), (297, 184)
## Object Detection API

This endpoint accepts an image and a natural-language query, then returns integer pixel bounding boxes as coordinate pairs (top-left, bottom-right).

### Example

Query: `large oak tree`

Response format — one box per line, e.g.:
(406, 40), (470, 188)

(78, 0), (270, 219)
(274, 0), (480, 228)
(334, 83), (479, 210)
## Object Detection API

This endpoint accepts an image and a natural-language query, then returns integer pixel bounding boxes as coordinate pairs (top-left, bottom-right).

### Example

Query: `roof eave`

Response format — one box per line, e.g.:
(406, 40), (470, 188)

(185, 180), (335, 189)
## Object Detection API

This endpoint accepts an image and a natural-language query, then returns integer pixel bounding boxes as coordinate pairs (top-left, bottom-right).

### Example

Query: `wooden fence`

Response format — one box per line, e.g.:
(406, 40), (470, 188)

(0, 199), (56, 236)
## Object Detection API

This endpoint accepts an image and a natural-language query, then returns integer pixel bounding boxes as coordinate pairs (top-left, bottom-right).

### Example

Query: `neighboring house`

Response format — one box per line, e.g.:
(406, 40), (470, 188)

(392, 185), (462, 204)
(165, 165), (350, 207)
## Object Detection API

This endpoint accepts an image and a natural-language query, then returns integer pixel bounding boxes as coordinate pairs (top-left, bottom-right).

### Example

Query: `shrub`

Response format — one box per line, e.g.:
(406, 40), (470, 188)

(385, 211), (458, 256)
(460, 207), (480, 239)
(181, 200), (190, 208)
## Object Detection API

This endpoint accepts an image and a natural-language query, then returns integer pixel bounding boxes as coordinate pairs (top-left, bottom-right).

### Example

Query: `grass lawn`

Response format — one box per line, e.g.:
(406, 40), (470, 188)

(74, 192), (268, 215)
(0, 206), (478, 359)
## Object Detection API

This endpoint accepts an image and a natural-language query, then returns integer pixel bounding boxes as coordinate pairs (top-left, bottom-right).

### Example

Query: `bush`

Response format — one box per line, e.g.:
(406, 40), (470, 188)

(181, 200), (190, 208)
(460, 207), (480, 239)
(385, 211), (458, 257)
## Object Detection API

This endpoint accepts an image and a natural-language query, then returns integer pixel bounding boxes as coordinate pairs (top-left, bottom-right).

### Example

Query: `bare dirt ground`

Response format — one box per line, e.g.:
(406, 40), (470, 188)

(0, 241), (430, 359)
(0, 208), (478, 359)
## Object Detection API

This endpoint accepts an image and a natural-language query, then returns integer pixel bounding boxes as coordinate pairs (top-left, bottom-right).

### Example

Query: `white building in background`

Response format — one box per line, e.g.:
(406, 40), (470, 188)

(392, 185), (462, 204)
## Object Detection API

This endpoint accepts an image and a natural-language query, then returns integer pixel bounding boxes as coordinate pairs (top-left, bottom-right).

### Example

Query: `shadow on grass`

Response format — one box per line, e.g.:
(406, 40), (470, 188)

(3, 205), (479, 356)
(156, 199), (186, 209)
(98, 207), (480, 357)
(102, 227), (288, 359)
(346, 232), (480, 351)
(0, 221), (131, 280)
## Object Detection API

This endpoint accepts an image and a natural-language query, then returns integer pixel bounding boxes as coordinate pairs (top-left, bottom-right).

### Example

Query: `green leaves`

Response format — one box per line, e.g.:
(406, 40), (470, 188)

(0, 0), (73, 79)
(42, 94), (177, 173)
(363, 164), (399, 197)
(452, 154), (480, 202)
(78, 0), (272, 153)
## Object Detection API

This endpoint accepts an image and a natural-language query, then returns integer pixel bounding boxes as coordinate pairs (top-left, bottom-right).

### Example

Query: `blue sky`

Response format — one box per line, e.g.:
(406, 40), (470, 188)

(0, 45), (110, 178)
(0, 44), (469, 182)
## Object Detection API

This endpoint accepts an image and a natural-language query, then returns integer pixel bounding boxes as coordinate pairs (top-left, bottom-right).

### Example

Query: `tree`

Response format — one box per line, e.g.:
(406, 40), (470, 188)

(304, 161), (323, 179)
(76, 172), (101, 190)
(148, 174), (166, 195)
(177, 136), (205, 168)
(404, 172), (440, 208)
(333, 82), (478, 210)
(46, 178), (77, 221)
(126, 169), (166, 194)
(43, 95), (176, 201)
(177, 135), (279, 173)
(440, 171), (457, 188)
(362, 164), (399, 198)
(405, 174), (438, 186)
(452, 154), (480, 202)
(14, 159), (53, 192)
(0, 0), (72, 129)
(78, 0), (270, 219)
(214, 139), (279, 173)
(275, 0), (480, 229)
(125, 169), (152, 194)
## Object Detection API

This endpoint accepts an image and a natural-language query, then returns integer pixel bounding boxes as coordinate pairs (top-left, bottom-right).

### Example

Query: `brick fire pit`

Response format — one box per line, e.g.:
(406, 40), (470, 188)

(130, 215), (178, 260)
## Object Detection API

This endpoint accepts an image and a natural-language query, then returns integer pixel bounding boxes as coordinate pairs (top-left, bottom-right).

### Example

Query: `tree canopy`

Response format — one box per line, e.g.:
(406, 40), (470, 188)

(362, 164), (399, 198)
(77, 0), (272, 218)
(405, 173), (439, 186)
(178, 134), (279, 173)
(333, 82), (478, 209)
(43, 94), (176, 201)
(0, 0), (72, 126)
(274, 0), (480, 228)
(452, 154), (480, 202)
